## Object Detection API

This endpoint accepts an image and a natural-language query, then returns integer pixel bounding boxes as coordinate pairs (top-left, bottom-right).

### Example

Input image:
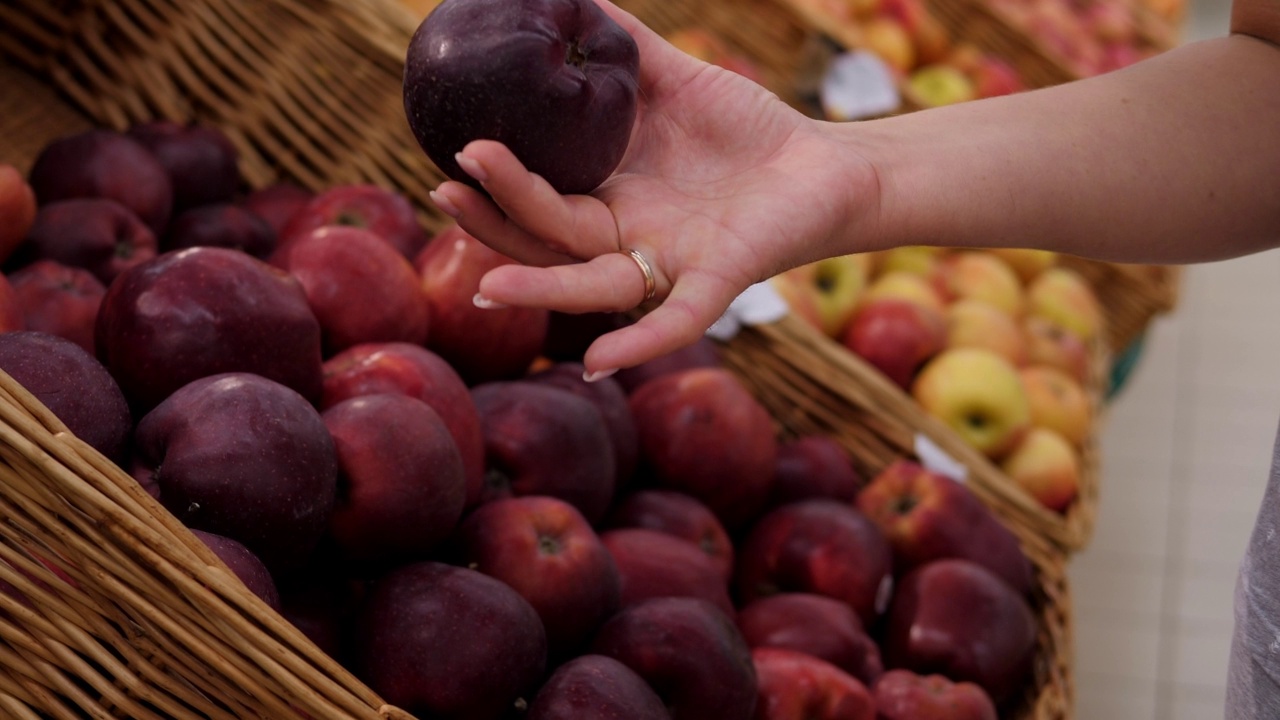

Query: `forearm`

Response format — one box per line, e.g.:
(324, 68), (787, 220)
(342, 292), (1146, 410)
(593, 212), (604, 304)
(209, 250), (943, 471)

(834, 33), (1280, 264)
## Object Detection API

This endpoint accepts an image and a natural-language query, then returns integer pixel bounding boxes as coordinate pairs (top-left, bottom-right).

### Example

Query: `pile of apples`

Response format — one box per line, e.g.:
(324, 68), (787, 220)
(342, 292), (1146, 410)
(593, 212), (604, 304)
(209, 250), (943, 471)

(984, 0), (1164, 77)
(0, 124), (1050, 719)
(772, 245), (1102, 513)
(796, 0), (1028, 109)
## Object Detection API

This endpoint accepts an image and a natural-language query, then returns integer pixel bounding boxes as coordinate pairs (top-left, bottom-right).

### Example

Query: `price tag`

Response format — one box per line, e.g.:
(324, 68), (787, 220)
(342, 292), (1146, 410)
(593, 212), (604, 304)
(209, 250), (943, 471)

(705, 281), (791, 341)
(914, 433), (968, 483)
(821, 51), (901, 122)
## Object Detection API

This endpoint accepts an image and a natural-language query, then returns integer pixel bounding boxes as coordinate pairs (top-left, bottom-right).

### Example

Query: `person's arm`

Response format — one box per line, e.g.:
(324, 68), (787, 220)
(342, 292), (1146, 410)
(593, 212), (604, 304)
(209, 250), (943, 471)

(835, 7), (1280, 264)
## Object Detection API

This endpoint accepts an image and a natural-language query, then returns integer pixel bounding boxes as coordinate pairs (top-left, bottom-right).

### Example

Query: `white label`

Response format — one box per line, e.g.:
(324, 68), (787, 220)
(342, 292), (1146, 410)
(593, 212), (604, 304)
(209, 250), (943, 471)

(705, 281), (791, 341)
(914, 433), (968, 483)
(821, 51), (901, 122)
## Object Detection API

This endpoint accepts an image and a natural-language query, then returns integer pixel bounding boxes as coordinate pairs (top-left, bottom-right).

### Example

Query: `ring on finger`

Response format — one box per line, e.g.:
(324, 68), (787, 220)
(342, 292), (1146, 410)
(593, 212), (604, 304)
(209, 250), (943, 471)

(623, 248), (657, 302)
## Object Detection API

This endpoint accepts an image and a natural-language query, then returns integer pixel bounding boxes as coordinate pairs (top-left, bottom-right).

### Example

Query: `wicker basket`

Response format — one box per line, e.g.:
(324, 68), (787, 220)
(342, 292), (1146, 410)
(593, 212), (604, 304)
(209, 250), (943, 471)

(0, 1), (1074, 716)
(1056, 257), (1183, 354)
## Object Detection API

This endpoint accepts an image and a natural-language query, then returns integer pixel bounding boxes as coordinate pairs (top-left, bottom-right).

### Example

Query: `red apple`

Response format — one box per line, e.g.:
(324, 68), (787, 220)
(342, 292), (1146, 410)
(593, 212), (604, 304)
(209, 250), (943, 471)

(190, 529), (281, 612)
(615, 336), (722, 394)
(542, 310), (633, 363)
(0, 164), (36, 263)
(321, 342), (485, 508)
(751, 647), (875, 720)
(736, 593), (883, 687)
(856, 460), (1034, 595)
(526, 360), (639, 487)
(601, 528), (735, 618)
(354, 562), (546, 719)
(322, 394), (466, 565)
(1020, 364), (1091, 447)
(527, 654), (670, 720)
(16, 198), (158, 285)
(271, 225), (430, 355)
(165, 203), (277, 258)
(28, 129), (173, 233)
(1023, 316), (1091, 384)
(735, 500), (894, 627)
(277, 572), (365, 664)
(126, 120), (240, 213)
(131, 373), (337, 570)
(471, 381), (617, 523)
(96, 247), (325, 414)
(841, 298), (947, 390)
(414, 225), (548, 384)
(969, 56), (1026, 99)
(9, 261), (103, 355)
(280, 184), (429, 259)
(0, 331), (131, 464)
(592, 597), (758, 720)
(605, 489), (734, 582)
(1000, 427), (1081, 513)
(874, 669), (997, 720)
(883, 559), (1038, 705)
(404, 0), (640, 196)
(241, 183), (314, 238)
(455, 496), (621, 659)
(770, 435), (863, 507)
(629, 367), (777, 529)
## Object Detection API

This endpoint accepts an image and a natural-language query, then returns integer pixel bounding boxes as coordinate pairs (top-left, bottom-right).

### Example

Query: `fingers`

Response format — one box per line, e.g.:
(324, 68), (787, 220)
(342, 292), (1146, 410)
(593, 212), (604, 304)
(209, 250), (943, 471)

(431, 180), (574, 267)
(477, 251), (664, 314)
(581, 271), (741, 375)
(455, 140), (624, 257)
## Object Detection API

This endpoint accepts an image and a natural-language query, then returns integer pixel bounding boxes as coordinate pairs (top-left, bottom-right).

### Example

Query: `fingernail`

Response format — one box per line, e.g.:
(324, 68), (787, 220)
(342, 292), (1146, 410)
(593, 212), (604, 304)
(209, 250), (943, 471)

(583, 368), (618, 383)
(455, 153), (488, 183)
(473, 293), (508, 309)
(429, 190), (461, 219)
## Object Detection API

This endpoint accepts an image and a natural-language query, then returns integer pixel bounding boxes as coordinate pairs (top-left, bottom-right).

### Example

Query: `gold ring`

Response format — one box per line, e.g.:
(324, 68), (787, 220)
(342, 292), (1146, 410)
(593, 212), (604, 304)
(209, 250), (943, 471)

(624, 248), (656, 302)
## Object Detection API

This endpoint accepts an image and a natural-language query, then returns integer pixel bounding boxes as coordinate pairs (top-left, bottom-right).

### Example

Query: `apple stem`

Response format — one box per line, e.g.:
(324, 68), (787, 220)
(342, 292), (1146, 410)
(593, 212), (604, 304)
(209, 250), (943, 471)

(565, 41), (588, 70)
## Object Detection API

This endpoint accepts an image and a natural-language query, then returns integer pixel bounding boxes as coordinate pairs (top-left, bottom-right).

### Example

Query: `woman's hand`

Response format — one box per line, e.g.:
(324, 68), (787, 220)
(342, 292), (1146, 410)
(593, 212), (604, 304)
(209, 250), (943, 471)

(429, 0), (880, 378)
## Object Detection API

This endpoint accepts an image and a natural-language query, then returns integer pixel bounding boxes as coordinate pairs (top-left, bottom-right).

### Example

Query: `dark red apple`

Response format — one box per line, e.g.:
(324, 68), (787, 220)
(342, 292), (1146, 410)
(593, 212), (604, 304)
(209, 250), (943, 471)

(542, 311), (632, 363)
(471, 381), (616, 524)
(527, 360), (638, 486)
(615, 335), (722, 394)
(455, 496), (620, 659)
(321, 342), (485, 507)
(271, 225), (429, 355)
(605, 489), (734, 581)
(770, 435), (863, 507)
(0, 275), (25, 336)
(165, 203), (276, 258)
(414, 225), (547, 383)
(241, 183), (314, 237)
(841, 298), (946, 390)
(131, 373), (337, 570)
(14, 198), (158, 284)
(735, 500), (894, 628)
(601, 528), (734, 618)
(873, 669), (998, 720)
(322, 394), (466, 565)
(277, 572), (366, 663)
(28, 129), (173, 233)
(629, 367), (777, 529)
(354, 562), (546, 719)
(126, 120), (240, 212)
(882, 559), (1038, 705)
(9, 260), (105, 355)
(592, 597), (757, 720)
(190, 529), (281, 612)
(736, 593), (883, 687)
(527, 654), (670, 720)
(856, 460), (1034, 595)
(0, 331), (131, 464)
(403, 0), (640, 195)
(279, 184), (428, 259)
(96, 247), (324, 414)
(752, 647), (875, 720)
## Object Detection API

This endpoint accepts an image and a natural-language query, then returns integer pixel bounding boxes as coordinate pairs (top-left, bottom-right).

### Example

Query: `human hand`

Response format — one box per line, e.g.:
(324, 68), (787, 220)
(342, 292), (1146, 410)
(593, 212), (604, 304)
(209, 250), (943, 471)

(429, 0), (879, 379)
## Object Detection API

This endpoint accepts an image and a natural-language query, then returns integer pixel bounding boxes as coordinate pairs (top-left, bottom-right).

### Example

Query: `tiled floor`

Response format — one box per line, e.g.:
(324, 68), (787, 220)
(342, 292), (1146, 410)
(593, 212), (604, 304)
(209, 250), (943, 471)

(1071, 248), (1280, 719)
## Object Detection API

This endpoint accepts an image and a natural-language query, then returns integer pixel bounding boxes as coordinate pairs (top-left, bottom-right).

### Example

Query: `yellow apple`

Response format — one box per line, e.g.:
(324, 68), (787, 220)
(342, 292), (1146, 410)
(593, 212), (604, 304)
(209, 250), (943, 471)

(1000, 427), (1080, 513)
(863, 271), (947, 316)
(1027, 267), (1104, 342)
(904, 64), (977, 108)
(1023, 316), (1091, 384)
(1019, 365), (1091, 447)
(933, 251), (1025, 316)
(945, 299), (1027, 365)
(985, 247), (1059, 283)
(772, 255), (872, 338)
(860, 17), (916, 74)
(876, 246), (947, 278)
(912, 348), (1031, 459)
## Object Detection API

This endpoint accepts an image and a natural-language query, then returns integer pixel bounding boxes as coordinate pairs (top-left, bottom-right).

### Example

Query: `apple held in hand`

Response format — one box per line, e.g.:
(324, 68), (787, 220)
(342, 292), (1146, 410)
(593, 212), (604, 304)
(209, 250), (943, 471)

(874, 669), (997, 720)
(527, 654), (670, 720)
(912, 348), (1031, 459)
(751, 647), (875, 720)
(403, 0), (640, 196)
